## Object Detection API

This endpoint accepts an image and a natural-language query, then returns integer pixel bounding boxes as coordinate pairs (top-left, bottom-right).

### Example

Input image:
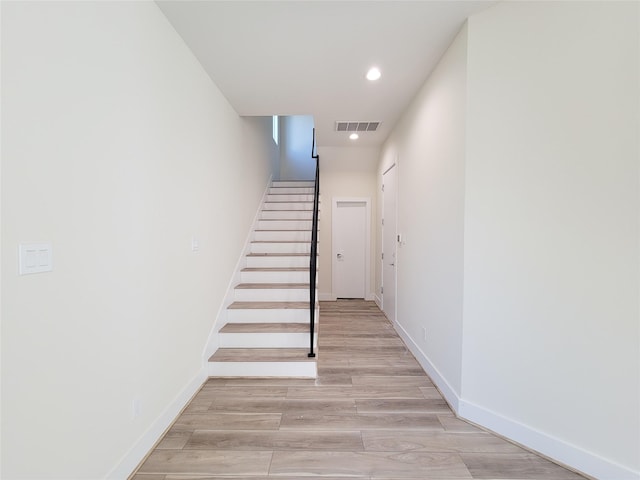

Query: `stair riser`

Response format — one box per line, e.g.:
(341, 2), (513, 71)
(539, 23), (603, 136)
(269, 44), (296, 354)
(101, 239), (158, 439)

(269, 187), (314, 195)
(272, 180), (314, 187)
(261, 210), (314, 220)
(264, 202), (313, 211)
(250, 243), (311, 254)
(257, 220), (312, 230)
(207, 361), (317, 378)
(267, 194), (315, 202)
(219, 333), (318, 348)
(246, 256), (310, 268)
(234, 289), (309, 302)
(254, 231), (311, 242)
(226, 308), (318, 324)
(240, 270), (313, 283)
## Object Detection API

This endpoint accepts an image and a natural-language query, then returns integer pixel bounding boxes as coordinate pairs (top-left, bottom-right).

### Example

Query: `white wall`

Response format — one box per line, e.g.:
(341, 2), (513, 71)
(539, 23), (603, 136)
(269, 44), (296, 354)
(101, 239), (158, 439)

(377, 25), (468, 399)
(461, 2), (639, 477)
(1, 2), (277, 478)
(318, 146), (378, 300)
(279, 115), (316, 180)
(378, 2), (639, 478)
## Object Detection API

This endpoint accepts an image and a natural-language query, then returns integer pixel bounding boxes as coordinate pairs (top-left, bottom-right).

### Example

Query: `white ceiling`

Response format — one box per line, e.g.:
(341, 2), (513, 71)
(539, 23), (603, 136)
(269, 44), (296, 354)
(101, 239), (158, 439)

(157, 1), (495, 147)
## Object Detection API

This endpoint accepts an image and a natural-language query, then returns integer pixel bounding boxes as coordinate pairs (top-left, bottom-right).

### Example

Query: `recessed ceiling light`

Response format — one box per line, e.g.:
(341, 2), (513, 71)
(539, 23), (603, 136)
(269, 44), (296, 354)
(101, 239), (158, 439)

(349, 133), (359, 140)
(366, 67), (381, 81)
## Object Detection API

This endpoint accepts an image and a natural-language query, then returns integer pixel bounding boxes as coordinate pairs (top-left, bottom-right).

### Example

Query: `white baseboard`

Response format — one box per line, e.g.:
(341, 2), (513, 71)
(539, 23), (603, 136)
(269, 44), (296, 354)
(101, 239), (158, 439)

(391, 319), (460, 411)
(365, 293), (375, 301)
(107, 368), (207, 479)
(392, 319), (638, 480)
(458, 400), (640, 480)
(374, 294), (382, 309)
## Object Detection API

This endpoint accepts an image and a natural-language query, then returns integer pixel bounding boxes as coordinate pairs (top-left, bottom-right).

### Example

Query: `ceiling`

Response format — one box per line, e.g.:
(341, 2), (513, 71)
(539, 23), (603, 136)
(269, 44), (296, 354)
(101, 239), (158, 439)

(157, 1), (495, 147)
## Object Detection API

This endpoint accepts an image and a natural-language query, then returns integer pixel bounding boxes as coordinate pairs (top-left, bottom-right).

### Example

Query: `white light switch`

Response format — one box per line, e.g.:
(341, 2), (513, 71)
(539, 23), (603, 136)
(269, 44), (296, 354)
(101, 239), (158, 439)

(19, 243), (53, 275)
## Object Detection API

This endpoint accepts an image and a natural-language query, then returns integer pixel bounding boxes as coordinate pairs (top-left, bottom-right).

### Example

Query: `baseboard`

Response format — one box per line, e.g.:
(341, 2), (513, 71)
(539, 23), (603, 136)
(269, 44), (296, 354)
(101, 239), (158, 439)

(392, 319), (638, 480)
(365, 293), (375, 301)
(374, 294), (382, 309)
(458, 400), (640, 480)
(107, 368), (207, 479)
(391, 319), (460, 411)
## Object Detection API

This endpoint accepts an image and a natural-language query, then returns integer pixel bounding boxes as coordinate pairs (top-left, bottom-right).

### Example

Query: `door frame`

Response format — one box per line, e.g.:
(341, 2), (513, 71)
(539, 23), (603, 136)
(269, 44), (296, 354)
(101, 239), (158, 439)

(382, 162), (398, 322)
(331, 197), (372, 301)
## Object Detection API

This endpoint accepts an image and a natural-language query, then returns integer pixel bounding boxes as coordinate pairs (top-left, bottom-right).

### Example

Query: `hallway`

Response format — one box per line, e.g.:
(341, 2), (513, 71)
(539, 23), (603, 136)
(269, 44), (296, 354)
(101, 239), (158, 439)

(131, 300), (586, 479)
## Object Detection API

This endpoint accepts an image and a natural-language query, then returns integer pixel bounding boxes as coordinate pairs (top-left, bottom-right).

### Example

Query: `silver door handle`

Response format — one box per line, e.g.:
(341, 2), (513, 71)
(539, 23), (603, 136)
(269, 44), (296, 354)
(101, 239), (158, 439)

(337, 253), (343, 258)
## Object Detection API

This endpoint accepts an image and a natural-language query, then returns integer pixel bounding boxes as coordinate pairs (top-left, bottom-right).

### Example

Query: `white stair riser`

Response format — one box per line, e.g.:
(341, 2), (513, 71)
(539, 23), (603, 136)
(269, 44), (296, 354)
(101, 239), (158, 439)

(246, 256), (311, 268)
(267, 194), (314, 202)
(234, 288), (309, 302)
(240, 270), (313, 283)
(226, 307), (319, 324)
(254, 231), (311, 242)
(269, 187), (314, 195)
(261, 210), (313, 220)
(264, 202), (313, 211)
(257, 220), (312, 230)
(219, 332), (318, 348)
(207, 361), (317, 378)
(272, 181), (315, 188)
(251, 242), (311, 254)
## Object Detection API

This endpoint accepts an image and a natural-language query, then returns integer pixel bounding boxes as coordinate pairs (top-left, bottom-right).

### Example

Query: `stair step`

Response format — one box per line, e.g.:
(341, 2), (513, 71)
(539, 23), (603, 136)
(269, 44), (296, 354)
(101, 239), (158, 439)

(254, 230), (312, 242)
(234, 283), (310, 302)
(272, 181), (315, 187)
(250, 241), (312, 254)
(261, 210), (314, 220)
(263, 202), (313, 211)
(208, 348), (317, 377)
(218, 322), (316, 348)
(226, 301), (318, 323)
(240, 267), (313, 283)
(269, 187), (314, 194)
(228, 301), (309, 309)
(257, 219), (313, 230)
(220, 322), (309, 333)
(246, 253), (311, 268)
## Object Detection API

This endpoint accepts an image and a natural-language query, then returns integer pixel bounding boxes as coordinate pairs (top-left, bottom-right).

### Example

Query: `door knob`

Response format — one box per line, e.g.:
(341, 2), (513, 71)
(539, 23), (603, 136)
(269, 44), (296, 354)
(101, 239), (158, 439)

(337, 253), (343, 258)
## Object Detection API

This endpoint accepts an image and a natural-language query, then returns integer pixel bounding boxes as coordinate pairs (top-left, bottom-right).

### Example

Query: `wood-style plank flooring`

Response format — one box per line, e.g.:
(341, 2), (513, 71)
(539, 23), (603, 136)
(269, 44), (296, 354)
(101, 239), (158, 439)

(130, 300), (587, 479)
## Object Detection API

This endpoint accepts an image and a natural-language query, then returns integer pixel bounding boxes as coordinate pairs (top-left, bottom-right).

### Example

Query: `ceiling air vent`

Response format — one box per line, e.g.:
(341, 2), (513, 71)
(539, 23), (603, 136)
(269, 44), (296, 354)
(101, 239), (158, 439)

(336, 121), (380, 132)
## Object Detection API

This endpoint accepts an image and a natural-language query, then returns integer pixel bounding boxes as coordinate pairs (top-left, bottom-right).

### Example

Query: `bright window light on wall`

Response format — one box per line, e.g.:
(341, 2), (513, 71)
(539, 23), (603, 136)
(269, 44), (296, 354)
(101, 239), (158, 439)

(272, 115), (279, 145)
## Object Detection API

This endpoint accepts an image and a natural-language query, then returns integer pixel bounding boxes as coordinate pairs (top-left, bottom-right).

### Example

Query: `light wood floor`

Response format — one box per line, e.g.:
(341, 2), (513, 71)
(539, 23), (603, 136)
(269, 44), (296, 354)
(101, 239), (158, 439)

(130, 300), (587, 479)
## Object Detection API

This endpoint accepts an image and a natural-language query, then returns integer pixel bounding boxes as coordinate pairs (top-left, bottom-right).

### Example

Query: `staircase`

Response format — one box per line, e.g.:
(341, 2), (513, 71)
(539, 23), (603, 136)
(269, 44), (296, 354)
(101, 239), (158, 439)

(207, 180), (319, 378)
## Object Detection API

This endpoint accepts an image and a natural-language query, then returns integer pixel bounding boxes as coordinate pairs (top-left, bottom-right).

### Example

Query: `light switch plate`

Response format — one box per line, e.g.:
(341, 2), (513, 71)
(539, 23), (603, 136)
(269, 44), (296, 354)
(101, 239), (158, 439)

(19, 243), (53, 275)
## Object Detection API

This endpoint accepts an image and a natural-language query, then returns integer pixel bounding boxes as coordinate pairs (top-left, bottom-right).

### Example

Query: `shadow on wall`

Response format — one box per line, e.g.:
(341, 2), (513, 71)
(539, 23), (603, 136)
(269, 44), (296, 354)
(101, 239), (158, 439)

(279, 115), (315, 180)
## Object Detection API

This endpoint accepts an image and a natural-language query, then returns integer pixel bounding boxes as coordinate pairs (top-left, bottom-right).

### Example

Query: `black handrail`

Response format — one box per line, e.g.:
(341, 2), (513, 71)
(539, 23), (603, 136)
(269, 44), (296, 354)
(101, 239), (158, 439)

(308, 129), (319, 358)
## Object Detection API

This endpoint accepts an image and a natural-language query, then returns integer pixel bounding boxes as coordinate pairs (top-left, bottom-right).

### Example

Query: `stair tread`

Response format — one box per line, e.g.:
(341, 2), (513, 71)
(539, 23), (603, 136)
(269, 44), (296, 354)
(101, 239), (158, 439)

(242, 267), (309, 272)
(247, 253), (310, 257)
(236, 283), (309, 289)
(209, 348), (316, 362)
(220, 323), (310, 333)
(228, 301), (311, 310)
(251, 240), (314, 243)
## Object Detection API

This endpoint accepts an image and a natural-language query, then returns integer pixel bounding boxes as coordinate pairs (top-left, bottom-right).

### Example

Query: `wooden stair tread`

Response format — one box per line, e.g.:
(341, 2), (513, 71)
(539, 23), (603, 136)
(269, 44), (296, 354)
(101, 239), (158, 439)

(209, 348), (316, 362)
(228, 301), (310, 310)
(242, 267), (309, 272)
(236, 283), (309, 289)
(220, 323), (310, 333)
(246, 253), (311, 257)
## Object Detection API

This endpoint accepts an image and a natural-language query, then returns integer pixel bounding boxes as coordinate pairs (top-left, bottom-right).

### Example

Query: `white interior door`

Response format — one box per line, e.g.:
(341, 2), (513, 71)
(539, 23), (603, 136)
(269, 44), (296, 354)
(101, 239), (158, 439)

(333, 200), (368, 299)
(382, 164), (397, 323)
